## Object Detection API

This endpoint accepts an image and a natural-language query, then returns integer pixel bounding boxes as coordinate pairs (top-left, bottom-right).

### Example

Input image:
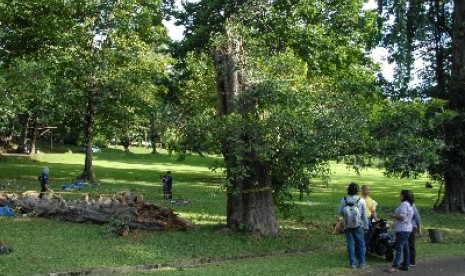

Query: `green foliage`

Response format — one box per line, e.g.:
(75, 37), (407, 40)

(0, 0), (172, 155)
(4, 58), (56, 122)
(376, 0), (453, 98)
(370, 99), (449, 178)
(164, 52), (219, 157)
(174, 1), (382, 217)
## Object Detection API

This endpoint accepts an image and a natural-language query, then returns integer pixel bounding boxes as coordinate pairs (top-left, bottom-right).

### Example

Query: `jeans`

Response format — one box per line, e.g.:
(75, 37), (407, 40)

(163, 183), (173, 199)
(39, 185), (47, 199)
(344, 227), (366, 267)
(393, 231), (410, 269)
(365, 220), (373, 254)
(409, 228), (417, 265)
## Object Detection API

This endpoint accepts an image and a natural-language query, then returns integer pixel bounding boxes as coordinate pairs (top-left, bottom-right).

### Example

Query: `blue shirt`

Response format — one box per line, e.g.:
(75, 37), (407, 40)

(412, 204), (421, 229)
(41, 172), (49, 186)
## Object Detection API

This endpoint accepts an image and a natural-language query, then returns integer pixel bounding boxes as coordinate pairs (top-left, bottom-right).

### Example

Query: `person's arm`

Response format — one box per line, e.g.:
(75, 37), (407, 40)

(371, 200), (378, 220)
(413, 205), (422, 235)
(337, 198), (345, 216)
(390, 203), (407, 221)
(361, 201), (369, 230)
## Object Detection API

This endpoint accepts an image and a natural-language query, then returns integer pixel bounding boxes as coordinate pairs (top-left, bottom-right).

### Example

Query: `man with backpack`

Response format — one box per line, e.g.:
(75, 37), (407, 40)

(338, 182), (369, 269)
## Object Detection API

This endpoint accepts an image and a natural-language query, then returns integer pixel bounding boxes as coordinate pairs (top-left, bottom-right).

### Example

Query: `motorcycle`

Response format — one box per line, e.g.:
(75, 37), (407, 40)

(368, 219), (395, 261)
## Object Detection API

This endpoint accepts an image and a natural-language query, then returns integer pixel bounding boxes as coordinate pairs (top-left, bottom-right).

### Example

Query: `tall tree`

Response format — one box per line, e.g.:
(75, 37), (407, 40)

(0, 0), (72, 153)
(176, 0), (380, 233)
(58, 0), (170, 179)
(378, 0), (465, 212)
(442, 0), (465, 211)
(4, 58), (56, 156)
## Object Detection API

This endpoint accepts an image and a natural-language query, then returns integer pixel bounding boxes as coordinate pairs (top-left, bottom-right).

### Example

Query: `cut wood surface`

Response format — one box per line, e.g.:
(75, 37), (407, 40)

(0, 191), (192, 231)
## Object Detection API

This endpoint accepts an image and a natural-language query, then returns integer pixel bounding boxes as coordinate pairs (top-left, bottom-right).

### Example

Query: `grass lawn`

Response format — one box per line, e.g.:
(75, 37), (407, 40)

(1, 145), (464, 276)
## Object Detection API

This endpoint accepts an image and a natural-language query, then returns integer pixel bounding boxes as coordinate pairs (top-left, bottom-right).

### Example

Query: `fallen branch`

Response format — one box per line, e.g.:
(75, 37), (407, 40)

(0, 191), (192, 231)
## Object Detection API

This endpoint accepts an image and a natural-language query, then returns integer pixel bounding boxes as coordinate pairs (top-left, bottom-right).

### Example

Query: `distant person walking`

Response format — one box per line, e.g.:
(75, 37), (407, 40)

(38, 167), (49, 199)
(388, 190), (414, 273)
(162, 171), (173, 200)
(338, 183), (369, 269)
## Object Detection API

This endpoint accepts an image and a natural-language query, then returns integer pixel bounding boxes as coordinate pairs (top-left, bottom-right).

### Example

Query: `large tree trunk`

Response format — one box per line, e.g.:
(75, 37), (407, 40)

(29, 117), (38, 157)
(442, 173), (465, 212)
(82, 96), (95, 180)
(451, 0), (465, 99)
(213, 28), (280, 235)
(440, 0), (465, 212)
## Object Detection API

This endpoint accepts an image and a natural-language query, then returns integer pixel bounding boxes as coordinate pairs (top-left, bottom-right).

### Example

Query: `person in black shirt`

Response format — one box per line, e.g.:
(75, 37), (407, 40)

(162, 171), (173, 199)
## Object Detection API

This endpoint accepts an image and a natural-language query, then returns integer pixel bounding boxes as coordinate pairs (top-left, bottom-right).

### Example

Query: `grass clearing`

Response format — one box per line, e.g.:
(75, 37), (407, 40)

(1, 146), (464, 276)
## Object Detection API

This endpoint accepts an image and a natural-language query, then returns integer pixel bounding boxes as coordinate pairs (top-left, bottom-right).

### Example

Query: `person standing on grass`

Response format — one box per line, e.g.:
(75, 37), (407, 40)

(361, 185), (378, 254)
(162, 171), (173, 200)
(338, 183), (369, 269)
(38, 166), (49, 199)
(408, 193), (422, 267)
(388, 189), (414, 273)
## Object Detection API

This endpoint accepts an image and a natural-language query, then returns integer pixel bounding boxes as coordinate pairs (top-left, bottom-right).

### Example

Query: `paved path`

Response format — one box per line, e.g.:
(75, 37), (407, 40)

(362, 257), (465, 276)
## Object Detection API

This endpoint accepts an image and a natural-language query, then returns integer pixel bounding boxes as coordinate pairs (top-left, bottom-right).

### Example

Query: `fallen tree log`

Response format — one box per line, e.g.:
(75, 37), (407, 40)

(0, 191), (192, 231)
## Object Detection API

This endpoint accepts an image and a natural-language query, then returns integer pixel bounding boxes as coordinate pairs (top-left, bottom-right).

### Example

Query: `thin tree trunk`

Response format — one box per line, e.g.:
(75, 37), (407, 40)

(440, 0), (465, 212)
(150, 114), (159, 154)
(29, 117), (38, 157)
(121, 135), (131, 154)
(213, 28), (280, 236)
(82, 95), (95, 180)
(20, 114), (30, 152)
(432, 0), (448, 98)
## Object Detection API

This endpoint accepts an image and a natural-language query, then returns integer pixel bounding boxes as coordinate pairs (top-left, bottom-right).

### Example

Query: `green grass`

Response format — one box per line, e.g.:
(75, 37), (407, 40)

(1, 145), (464, 276)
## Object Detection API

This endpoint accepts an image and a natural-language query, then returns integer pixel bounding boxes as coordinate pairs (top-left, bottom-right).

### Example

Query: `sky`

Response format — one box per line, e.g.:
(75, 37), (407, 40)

(162, 0), (396, 81)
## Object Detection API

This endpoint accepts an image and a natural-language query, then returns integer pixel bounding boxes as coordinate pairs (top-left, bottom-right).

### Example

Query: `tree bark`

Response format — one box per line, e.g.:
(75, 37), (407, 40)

(149, 111), (162, 154)
(441, 173), (465, 212)
(213, 28), (280, 235)
(440, 0), (465, 212)
(82, 95), (95, 180)
(29, 117), (38, 157)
